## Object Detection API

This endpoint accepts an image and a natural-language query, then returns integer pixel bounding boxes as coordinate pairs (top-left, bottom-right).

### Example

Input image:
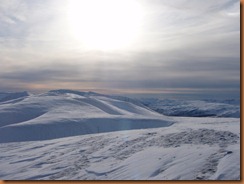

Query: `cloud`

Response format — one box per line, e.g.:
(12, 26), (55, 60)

(0, 0), (240, 96)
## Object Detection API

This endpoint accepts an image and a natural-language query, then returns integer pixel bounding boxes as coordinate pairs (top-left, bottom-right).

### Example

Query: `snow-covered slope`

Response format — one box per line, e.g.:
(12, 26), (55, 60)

(0, 91), (30, 103)
(0, 117), (239, 180)
(0, 90), (240, 180)
(140, 98), (240, 118)
(0, 90), (171, 143)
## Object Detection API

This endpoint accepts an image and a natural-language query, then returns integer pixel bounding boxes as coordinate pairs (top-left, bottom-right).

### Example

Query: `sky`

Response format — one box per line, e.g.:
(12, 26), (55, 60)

(0, 0), (240, 97)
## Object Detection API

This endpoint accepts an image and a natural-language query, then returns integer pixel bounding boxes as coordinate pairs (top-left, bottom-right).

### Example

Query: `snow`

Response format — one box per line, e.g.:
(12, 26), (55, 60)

(209, 144), (240, 180)
(0, 90), (240, 180)
(140, 98), (240, 118)
(0, 91), (30, 104)
(0, 91), (171, 143)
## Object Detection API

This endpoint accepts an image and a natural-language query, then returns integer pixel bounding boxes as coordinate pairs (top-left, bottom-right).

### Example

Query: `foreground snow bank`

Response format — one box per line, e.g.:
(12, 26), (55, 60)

(0, 116), (239, 180)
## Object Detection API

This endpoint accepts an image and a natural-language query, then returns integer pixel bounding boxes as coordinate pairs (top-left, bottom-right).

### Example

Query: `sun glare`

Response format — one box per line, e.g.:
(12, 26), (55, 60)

(67, 0), (144, 50)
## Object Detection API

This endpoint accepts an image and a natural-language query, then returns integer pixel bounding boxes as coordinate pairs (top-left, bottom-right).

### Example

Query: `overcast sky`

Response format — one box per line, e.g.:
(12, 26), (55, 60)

(0, 0), (240, 96)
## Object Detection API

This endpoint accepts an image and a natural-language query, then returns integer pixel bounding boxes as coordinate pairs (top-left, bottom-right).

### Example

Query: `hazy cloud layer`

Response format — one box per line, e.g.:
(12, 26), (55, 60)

(0, 0), (240, 96)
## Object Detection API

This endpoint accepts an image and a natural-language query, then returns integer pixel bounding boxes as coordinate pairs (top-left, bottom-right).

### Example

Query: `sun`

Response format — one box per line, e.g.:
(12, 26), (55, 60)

(67, 0), (144, 50)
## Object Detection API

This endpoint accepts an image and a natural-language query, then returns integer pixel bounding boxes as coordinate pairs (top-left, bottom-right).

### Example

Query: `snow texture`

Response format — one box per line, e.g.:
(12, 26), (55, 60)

(0, 90), (240, 180)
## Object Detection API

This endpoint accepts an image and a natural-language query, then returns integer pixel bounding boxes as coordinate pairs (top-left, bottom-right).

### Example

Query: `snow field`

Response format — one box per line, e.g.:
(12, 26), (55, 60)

(0, 90), (240, 180)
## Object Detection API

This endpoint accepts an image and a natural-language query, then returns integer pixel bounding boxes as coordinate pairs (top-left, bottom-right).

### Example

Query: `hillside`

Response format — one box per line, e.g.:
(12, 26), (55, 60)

(0, 90), (172, 143)
(0, 90), (240, 180)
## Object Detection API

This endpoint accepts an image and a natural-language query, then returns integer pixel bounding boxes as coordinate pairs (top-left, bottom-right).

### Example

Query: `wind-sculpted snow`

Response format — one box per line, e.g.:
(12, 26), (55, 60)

(140, 98), (240, 118)
(49, 89), (148, 109)
(0, 117), (239, 180)
(0, 90), (240, 180)
(0, 90), (172, 143)
(0, 117), (172, 143)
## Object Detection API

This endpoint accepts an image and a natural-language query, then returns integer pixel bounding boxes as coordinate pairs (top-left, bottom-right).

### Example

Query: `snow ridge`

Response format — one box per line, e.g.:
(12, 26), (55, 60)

(0, 89), (172, 143)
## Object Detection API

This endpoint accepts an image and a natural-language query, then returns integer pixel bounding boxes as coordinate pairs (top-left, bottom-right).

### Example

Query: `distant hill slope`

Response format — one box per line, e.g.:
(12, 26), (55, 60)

(140, 98), (240, 118)
(0, 91), (30, 103)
